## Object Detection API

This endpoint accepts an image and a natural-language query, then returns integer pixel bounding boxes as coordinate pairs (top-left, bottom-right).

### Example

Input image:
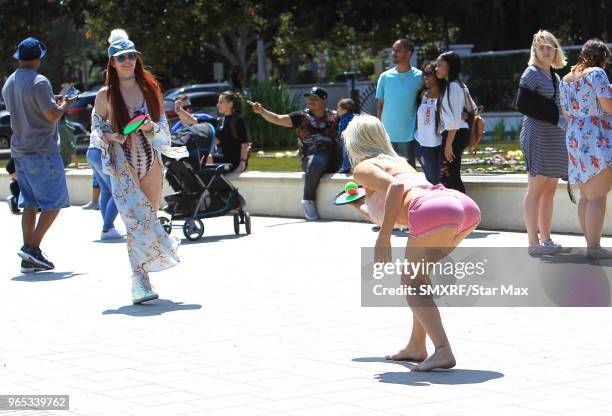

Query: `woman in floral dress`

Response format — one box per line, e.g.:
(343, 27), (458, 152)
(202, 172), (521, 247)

(91, 29), (181, 303)
(560, 39), (612, 259)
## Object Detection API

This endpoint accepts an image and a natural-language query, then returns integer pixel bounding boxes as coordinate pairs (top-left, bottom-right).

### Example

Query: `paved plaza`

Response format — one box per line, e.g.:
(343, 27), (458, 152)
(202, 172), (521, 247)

(1, 206), (612, 416)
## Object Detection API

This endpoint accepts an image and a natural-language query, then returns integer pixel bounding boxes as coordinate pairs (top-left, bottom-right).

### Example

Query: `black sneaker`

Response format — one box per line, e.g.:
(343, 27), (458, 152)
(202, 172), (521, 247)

(20, 259), (45, 274)
(18, 245), (54, 270)
(8, 196), (20, 214)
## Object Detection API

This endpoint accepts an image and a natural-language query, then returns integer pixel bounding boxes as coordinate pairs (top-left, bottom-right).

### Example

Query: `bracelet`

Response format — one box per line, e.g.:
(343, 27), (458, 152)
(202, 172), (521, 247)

(240, 159), (247, 162)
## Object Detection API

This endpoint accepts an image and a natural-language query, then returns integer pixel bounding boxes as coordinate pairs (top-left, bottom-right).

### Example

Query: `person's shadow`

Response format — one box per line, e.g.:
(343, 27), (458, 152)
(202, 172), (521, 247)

(352, 357), (504, 386)
(102, 299), (202, 317)
(11, 271), (84, 282)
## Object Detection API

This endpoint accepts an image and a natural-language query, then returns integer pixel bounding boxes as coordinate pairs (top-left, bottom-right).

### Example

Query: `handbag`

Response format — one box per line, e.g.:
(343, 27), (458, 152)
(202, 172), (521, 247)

(463, 88), (485, 153)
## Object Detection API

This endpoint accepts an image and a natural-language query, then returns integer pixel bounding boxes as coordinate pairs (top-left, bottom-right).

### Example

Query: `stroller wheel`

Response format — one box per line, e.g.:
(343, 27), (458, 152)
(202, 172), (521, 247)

(183, 218), (204, 241)
(233, 214), (240, 235)
(239, 211), (245, 224)
(244, 212), (251, 235)
(159, 217), (172, 235)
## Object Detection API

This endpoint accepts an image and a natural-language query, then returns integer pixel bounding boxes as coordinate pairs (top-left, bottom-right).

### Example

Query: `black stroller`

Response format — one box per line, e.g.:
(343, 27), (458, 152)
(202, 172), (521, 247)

(159, 123), (251, 241)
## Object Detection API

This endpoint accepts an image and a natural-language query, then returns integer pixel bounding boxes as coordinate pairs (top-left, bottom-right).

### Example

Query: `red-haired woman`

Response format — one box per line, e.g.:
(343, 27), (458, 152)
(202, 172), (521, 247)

(90, 29), (180, 304)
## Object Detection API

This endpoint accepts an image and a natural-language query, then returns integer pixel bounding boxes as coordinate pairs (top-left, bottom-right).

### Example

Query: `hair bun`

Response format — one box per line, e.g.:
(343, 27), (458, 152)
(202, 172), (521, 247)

(108, 29), (129, 44)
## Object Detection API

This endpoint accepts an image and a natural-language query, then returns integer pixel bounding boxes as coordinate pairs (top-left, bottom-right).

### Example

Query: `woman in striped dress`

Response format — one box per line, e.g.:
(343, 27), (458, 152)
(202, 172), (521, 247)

(519, 30), (568, 256)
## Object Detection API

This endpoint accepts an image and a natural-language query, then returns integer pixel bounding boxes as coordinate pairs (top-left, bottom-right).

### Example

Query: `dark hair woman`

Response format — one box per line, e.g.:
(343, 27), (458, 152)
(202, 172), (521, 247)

(90, 29), (180, 304)
(414, 61), (445, 184)
(560, 39), (612, 259)
(435, 51), (475, 193)
(209, 91), (249, 172)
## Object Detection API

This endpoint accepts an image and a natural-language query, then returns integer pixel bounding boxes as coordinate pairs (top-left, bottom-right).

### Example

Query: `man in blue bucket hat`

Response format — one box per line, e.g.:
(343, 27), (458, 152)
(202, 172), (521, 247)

(1, 37), (77, 273)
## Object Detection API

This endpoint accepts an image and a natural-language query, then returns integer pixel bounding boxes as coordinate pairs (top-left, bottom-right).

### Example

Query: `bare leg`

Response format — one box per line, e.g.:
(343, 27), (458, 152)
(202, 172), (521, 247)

(582, 169), (612, 248)
(386, 314), (428, 361)
(22, 208), (60, 248)
(21, 208), (37, 247)
(92, 186), (100, 203)
(577, 194), (588, 242)
(31, 210), (60, 248)
(537, 178), (558, 242)
(523, 175), (547, 246)
(139, 160), (163, 211)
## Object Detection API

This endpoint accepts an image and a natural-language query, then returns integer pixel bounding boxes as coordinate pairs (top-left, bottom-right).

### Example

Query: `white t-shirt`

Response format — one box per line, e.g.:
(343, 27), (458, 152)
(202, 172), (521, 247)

(414, 92), (442, 147)
(439, 81), (475, 133)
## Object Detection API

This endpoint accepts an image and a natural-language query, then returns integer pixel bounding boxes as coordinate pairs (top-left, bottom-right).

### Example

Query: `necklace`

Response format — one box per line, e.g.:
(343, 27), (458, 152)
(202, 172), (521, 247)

(119, 75), (136, 81)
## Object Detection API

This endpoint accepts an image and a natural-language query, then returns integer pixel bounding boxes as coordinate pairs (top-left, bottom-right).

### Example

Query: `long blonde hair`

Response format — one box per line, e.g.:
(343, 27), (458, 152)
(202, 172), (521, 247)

(343, 114), (400, 166)
(528, 30), (567, 69)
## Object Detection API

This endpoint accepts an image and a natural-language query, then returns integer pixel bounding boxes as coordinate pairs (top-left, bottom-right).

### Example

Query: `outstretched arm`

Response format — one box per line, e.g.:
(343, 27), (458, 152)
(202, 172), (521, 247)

(248, 101), (293, 128)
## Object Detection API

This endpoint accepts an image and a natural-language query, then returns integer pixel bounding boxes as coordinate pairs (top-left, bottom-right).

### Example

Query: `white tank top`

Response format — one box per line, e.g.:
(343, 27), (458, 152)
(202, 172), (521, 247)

(414, 93), (442, 147)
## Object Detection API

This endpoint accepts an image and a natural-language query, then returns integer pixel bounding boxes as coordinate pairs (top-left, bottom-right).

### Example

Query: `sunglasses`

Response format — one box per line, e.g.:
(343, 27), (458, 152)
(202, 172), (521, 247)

(114, 52), (138, 63)
(423, 70), (436, 76)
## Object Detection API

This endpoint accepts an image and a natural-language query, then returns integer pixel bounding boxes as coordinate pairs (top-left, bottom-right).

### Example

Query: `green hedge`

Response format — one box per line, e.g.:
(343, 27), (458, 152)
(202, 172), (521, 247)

(244, 80), (301, 150)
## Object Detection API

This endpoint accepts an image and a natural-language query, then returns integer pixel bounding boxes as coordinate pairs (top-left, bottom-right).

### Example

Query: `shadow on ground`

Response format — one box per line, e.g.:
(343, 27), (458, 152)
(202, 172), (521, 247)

(465, 230), (500, 239)
(102, 299), (202, 317)
(11, 271), (84, 281)
(180, 234), (244, 245)
(353, 357), (504, 386)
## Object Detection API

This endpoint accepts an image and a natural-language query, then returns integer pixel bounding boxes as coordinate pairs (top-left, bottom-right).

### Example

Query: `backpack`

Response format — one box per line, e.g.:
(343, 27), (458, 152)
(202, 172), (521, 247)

(463, 88), (485, 153)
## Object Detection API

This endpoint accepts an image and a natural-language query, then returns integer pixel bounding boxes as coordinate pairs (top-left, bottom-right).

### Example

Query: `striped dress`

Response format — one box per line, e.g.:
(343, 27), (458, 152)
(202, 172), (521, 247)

(519, 65), (568, 179)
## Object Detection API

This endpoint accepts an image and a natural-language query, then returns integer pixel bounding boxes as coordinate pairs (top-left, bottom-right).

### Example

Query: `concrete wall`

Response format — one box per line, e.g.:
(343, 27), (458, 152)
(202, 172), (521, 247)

(1, 170), (610, 235)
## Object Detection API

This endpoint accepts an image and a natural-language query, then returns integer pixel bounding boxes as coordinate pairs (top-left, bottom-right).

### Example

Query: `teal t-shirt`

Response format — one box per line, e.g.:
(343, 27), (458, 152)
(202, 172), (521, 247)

(375, 66), (422, 142)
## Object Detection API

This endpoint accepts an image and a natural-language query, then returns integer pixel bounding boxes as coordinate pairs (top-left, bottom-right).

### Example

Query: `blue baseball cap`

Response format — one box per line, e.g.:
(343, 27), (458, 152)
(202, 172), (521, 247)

(13, 37), (47, 61)
(107, 38), (140, 59)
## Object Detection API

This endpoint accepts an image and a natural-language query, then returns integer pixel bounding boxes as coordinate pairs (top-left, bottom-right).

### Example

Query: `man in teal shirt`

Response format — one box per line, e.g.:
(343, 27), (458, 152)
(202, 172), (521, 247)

(376, 39), (422, 168)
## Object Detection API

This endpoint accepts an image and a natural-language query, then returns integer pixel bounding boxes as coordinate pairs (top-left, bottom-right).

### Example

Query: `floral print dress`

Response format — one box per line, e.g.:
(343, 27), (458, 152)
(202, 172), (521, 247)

(559, 67), (612, 184)
(91, 104), (183, 276)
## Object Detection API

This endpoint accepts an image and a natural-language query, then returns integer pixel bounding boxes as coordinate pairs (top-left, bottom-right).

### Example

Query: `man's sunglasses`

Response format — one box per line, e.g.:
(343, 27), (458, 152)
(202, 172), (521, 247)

(114, 52), (138, 63)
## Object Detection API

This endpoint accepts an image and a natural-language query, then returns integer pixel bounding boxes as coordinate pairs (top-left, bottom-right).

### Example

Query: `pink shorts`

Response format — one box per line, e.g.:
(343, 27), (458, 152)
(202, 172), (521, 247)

(407, 184), (481, 238)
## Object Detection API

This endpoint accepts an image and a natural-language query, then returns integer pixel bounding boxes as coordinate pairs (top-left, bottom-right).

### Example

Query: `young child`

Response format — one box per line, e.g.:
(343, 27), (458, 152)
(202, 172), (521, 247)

(336, 98), (356, 173)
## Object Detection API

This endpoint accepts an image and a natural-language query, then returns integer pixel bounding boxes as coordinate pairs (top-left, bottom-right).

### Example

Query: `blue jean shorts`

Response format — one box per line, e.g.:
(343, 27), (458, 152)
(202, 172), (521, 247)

(14, 153), (70, 211)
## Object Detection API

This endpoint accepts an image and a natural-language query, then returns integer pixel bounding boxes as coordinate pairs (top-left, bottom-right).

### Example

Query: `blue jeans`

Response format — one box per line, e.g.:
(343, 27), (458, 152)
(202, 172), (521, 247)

(416, 142), (443, 184)
(391, 140), (417, 168)
(339, 141), (351, 172)
(300, 149), (332, 201)
(87, 148), (118, 231)
(14, 153), (69, 211)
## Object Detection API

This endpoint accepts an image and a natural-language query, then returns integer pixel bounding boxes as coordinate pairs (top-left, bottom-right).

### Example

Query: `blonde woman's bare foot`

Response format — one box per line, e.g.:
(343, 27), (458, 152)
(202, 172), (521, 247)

(410, 346), (456, 371)
(385, 344), (428, 361)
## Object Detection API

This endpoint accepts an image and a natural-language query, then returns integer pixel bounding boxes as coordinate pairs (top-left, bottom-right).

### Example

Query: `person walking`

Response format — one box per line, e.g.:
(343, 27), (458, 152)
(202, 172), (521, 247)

(90, 29), (180, 303)
(2, 37), (73, 273)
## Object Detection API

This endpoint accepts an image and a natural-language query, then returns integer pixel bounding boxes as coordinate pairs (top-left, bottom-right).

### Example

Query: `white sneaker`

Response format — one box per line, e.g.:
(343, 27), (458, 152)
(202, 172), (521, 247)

(541, 239), (571, 253)
(82, 201), (99, 210)
(528, 243), (562, 256)
(101, 228), (124, 240)
(132, 274), (159, 304)
(301, 199), (319, 221)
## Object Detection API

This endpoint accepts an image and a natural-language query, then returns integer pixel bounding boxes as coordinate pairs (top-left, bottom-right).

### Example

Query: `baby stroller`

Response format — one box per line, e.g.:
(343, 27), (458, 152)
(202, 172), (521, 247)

(159, 123), (251, 241)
